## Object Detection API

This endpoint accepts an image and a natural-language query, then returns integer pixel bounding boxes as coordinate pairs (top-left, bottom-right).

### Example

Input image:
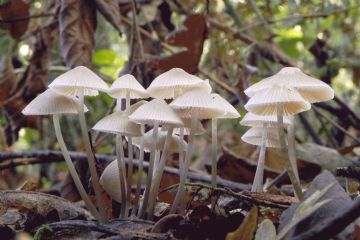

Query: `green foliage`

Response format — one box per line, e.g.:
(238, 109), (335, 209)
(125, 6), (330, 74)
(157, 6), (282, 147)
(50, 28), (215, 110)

(92, 49), (127, 79)
(0, 30), (14, 54)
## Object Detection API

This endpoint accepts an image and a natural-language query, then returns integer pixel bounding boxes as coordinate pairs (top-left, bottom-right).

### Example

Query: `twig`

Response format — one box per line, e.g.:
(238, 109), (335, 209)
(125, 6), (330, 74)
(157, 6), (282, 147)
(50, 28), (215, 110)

(298, 113), (324, 145)
(0, 13), (56, 23)
(0, 151), (251, 192)
(336, 166), (360, 182)
(292, 196), (360, 240)
(313, 106), (360, 145)
(160, 182), (295, 209)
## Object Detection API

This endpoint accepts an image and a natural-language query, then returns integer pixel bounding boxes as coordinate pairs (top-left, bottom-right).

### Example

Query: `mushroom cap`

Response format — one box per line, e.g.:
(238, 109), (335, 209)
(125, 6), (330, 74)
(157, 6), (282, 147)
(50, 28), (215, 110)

(99, 160), (122, 203)
(170, 90), (225, 119)
(131, 129), (188, 153)
(147, 68), (211, 99)
(124, 100), (148, 115)
(129, 98), (184, 126)
(240, 112), (292, 127)
(108, 74), (149, 99)
(22, 89), (88, 115)
(49, 66), (108, 97)
(162, 118), (206, 135)
(211, 93), (240, 119)
(241, 127), (286, 148)
(92, 111), (141, 137)
(244, 85), (311, 116)
(244, 67), (334, 103)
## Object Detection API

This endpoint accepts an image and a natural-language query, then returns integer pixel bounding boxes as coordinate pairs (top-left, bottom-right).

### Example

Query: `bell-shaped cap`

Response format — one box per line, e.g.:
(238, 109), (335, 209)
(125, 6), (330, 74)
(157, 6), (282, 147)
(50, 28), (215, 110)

(131, 129), (188, 153)
(147, 68), (210, 99)
(244, 85), (311, 116)
(22, 89), (88, 115)
(92, 111), (141, 137)
(108, 74), (149, 99)
(99, 160), (122, 203)
(240, 112), (291, 127)
(244, 67), (334, 103)
(162, 118), (206, 135)
(49, 66), (109, 97)
(211, 93), (240, 119)
(124, 100), (148, 115)
(241, 127), (286, 148)
(170, 90), (225, 119)
(129, 98), (183, 126)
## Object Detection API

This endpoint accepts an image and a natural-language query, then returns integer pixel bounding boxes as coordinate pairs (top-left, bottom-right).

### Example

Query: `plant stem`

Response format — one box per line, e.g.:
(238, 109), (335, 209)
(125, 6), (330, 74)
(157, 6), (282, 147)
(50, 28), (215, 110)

(78, 91), (107, 222)
(133, 123), (145, 217)
(116, 134), (128, 218)
(170, 112), (197, 215)
(147, 127), (174, 219)
(251, 130), (266, 192)
(287, 116), (300, 181)
(276, 105), (303, 199)
(53, 115), (101, 221)
(138, 122), (159, 218)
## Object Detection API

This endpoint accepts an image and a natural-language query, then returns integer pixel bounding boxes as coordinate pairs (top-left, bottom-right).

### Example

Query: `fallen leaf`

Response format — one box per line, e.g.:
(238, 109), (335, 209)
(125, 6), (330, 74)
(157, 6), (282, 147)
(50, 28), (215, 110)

(94, 0), (123, 32)
(0, 0), (30, 39)
(59, 0), (97, 68)
(226, 206), (258, 240)
(255, 219), (276, 240)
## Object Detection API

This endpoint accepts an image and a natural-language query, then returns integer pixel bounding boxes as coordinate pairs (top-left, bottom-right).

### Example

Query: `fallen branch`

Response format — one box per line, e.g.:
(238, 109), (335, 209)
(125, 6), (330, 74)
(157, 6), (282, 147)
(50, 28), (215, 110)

(0, 151), (251, 192)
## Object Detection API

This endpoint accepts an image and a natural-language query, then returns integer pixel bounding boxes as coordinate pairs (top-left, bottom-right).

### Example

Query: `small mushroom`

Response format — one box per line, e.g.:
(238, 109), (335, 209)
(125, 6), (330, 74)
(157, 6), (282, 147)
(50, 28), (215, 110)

(244, 85), (310, 199)
(129, 99), (183, 218)
(170, 89), (225, 214)
(22, 89), (102, 222)
(49, 66), (109, 220)
(92, 110), (142, 218)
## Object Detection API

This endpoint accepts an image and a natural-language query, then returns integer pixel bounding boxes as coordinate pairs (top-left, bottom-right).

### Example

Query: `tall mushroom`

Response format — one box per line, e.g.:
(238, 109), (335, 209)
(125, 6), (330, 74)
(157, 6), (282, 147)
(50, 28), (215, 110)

(92, 110), (141, 218)
(245, 84), (310, 199)
(244, 67), (334, 180)
(129, 99), (183, 218)
(170, 89), (225, 214)
(22, 89), (103, 222)
(240, 113), (291, 192)
(107, 74), (149, 216)
(49, 66), (109, 220)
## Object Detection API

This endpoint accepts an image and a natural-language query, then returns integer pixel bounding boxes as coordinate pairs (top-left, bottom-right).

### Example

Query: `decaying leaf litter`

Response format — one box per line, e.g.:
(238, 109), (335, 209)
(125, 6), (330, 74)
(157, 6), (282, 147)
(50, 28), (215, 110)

(1, 0), (360, 240)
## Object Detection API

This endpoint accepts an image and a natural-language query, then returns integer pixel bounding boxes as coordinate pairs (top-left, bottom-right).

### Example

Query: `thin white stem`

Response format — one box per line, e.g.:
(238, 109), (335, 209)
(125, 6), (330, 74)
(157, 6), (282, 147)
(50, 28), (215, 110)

(116, 134), (128, 218)
(53, 115), (101, 221)
(170, 112), (197, 215)
(147, 127), (174, 219)
(251, 130), (266, 192)
(138, 122), (159, 218)
(287, 116), (300, 181)
(211, 118), (218, 209)
(277, 105), (303, 199)
(125, 136), (134, 217)
(116, 98), (122, 111)
(78, 91), (107, 222)
(125, 91), (131, 110)
(153, 150), (161, 177)
(178, 127), (185, 171)
(133, 123), (145, 217)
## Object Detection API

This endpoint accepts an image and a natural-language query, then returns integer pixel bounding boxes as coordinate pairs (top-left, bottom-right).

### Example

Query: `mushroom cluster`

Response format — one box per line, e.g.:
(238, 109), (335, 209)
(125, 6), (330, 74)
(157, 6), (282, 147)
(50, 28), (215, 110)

(241, 67), (334, 199)
(22, 66), (240, 221)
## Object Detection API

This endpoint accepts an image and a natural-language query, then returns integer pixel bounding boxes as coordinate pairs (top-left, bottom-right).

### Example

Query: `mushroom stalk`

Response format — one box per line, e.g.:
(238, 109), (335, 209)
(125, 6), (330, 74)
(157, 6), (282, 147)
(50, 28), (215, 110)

(211, 118), (218, 209)
(78, 91), (107, 222)
(251, 130), (266, 192)
(287, 116), (300, 181)
(178, 127), (185, 171)
(276, 105), (303, 199)
(116, 134), (128, 218)
(138, 122), (159, 218)
(133, 123), (145, 216)
(147, 127), (174, 219)
(170, 112), (197, 215)
(53, 114), (102, 221)
(153, 150), (161, 175)
(125, 136), (134, 217)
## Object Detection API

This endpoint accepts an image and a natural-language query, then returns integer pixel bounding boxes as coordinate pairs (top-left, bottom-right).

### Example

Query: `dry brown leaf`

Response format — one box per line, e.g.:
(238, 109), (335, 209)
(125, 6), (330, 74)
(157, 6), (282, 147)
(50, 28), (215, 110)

(59, 0), (97, 68)
(94, 0), (122, 32)
(226, 206), (258, 240)
(0, 0), (30, 39)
